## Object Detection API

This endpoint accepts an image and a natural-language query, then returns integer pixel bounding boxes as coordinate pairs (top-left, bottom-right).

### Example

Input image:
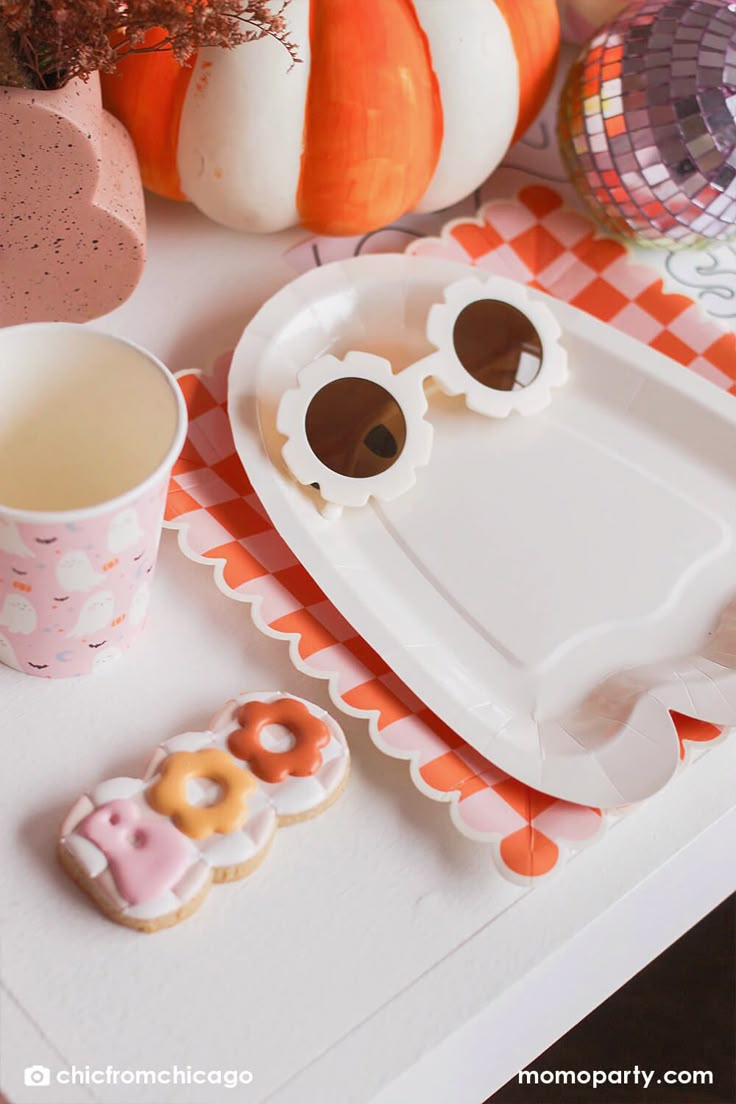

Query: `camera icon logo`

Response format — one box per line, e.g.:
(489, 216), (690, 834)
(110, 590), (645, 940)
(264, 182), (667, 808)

(24, 1065), (51, 1087)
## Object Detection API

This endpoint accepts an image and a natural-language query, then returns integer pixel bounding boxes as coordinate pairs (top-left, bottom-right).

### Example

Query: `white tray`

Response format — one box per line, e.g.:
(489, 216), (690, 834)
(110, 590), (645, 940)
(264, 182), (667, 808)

(228, 254), (736, 808)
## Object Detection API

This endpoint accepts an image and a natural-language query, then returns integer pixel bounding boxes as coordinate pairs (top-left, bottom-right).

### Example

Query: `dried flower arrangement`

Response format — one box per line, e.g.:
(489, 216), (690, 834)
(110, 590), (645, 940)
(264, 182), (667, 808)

(0, 0), (296, 90)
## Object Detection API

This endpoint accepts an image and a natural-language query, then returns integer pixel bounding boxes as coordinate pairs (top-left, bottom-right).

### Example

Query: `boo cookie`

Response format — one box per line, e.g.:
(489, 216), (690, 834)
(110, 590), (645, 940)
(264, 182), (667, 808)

(58, 692), (350, 932)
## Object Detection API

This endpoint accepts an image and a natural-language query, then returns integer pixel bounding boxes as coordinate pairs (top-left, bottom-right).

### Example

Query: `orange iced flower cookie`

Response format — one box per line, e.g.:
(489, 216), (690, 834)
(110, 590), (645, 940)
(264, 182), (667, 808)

(227, 697), (330, 783)
(147, 747), (255, 839)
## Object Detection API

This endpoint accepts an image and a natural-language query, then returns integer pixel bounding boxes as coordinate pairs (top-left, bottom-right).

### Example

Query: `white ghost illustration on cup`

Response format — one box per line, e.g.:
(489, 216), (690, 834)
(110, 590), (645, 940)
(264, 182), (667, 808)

(56, 550), (104, 593)
(108, 509), (143, 554)
(92, 646), (124, 672)
(0, 593), (37, 634)
(128, 583), (151, 628)
(67, 590), (114, 639)
(0, 631), (22, 670)
(0, 520), (33, 558)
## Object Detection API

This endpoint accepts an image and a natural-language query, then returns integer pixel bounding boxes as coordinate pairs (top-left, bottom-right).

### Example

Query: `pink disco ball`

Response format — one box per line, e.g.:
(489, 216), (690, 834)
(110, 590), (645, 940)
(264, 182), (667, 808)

(558, 0), (736, 247)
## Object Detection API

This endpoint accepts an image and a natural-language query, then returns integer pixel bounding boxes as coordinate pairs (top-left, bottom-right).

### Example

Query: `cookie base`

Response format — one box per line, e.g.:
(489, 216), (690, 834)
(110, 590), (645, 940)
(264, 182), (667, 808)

(276, 761), (350, 827)
(211, 830), (276, 883)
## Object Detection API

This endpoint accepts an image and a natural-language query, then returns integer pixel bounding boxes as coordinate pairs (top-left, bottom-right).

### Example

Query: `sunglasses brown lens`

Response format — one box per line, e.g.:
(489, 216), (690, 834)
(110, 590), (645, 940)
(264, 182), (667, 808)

(452, 300), (543, 391)
(305, 378), (407, 479)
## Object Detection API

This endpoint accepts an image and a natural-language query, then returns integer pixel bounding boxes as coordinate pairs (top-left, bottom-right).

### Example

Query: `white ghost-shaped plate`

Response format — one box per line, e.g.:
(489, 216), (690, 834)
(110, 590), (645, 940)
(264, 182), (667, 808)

(227, 254), (736, 808)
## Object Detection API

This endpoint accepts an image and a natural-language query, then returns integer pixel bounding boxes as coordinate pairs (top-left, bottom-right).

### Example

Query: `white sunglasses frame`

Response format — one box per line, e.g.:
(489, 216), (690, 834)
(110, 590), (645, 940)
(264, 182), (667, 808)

(276, 276), (568, 512)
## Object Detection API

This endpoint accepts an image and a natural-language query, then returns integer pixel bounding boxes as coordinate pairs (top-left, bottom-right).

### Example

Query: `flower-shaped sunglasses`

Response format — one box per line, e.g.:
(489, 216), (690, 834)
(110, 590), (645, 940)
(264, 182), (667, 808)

(277, 276), (568, 512)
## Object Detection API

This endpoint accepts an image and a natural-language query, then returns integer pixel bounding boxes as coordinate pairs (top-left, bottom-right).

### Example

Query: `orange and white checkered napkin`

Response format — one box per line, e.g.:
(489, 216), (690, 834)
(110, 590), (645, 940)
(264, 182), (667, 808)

(165, 186), (732, 883)
(412, 186), (736, 391)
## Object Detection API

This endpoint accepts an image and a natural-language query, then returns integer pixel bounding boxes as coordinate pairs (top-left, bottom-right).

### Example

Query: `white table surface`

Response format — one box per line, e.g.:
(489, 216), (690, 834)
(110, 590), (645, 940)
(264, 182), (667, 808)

(1, 194), (735, 1104)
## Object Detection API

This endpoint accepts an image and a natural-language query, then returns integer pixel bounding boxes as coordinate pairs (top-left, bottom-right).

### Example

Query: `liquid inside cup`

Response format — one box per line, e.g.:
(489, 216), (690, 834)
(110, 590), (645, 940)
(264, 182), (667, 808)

(0, 326), (182, 512)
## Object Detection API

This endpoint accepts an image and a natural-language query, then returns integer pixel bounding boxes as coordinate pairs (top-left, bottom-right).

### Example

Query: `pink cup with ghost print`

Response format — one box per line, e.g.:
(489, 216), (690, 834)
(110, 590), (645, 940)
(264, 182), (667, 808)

(0, 324), (187, 677)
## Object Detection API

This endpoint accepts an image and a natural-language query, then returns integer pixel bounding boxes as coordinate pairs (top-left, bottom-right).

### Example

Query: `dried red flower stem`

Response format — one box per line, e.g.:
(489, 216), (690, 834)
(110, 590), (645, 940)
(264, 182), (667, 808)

(0, 0), (298, 89)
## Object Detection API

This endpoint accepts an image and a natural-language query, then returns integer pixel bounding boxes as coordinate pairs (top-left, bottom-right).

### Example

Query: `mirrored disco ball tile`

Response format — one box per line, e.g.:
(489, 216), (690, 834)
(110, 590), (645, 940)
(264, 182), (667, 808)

(559, 0), (736, 247)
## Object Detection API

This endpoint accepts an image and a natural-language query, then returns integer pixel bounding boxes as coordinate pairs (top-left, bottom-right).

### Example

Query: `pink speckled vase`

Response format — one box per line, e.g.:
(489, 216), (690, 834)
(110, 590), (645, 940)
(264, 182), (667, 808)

(0, 74), (145, 325)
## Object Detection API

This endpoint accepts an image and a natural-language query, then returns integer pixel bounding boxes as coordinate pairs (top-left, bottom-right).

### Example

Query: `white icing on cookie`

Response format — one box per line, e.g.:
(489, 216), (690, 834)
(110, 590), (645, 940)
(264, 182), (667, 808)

(199, 787), (276, 869)
(163, 731), (214, 754)
(90, 777), (145, 806)
(60, 795), (94, 838)
(124, 891), (182, 922)
(64, 833), (107, 878)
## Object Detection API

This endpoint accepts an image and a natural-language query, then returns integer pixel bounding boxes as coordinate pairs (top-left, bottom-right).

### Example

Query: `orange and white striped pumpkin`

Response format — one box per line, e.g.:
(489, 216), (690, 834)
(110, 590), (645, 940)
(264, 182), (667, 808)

(102, 0), (560, 236)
